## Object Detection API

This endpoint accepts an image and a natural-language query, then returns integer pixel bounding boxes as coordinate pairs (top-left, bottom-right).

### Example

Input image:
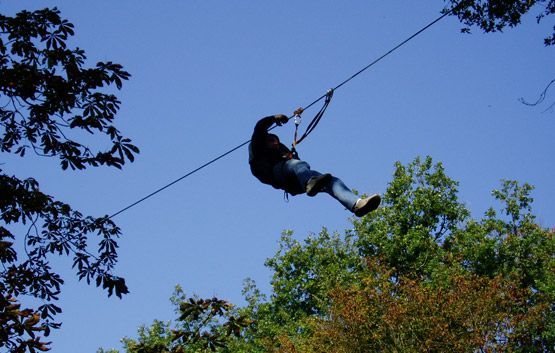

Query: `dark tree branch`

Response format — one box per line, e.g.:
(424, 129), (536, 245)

(1, 8), (134, 351)
(519, 78), (555, 112)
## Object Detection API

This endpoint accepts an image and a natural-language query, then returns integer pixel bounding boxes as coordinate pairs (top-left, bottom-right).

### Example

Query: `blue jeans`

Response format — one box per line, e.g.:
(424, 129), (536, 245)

(273, 159), (359, 210)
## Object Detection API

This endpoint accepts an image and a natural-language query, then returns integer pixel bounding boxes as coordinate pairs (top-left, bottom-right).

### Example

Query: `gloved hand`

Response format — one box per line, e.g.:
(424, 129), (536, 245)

(274, 114), (289, 126)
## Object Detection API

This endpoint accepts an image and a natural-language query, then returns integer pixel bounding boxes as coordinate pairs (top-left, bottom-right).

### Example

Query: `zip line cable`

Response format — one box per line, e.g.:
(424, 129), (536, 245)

(108, 9), (453, 219)
(301, 8), (453, 113)
(108, 141), (250, 219)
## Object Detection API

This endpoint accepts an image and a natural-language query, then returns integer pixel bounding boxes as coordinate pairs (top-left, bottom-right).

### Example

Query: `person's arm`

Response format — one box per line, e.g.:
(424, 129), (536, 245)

(252, 114), (287, 136)
(251, 114), (288, 144)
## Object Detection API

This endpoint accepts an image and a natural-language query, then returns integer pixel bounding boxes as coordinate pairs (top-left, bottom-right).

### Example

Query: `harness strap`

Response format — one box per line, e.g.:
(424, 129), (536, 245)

(292, 89), (334, 150)
(291, 108), (303, 157)
(283, 190), (290, 202)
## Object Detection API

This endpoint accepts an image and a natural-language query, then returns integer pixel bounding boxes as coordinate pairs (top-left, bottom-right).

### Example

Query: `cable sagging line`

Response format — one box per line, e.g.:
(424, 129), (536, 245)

(108, 9), (452, 219)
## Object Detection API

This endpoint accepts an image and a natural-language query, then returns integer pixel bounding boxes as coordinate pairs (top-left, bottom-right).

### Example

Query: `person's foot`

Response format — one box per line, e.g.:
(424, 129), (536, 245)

(353, 194), (381, 217)
(306, 173), (332, 197)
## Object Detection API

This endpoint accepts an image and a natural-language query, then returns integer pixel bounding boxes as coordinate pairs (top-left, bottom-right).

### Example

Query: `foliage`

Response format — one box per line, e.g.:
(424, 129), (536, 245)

(99, 286), (252, 353)
(264, 229), (364, 319)
(290, 262), (541, 353)
(0, 287), (50, 353)
(226, 230), (365, 352)
(104, 156), (554, 352)
(443, 1), (555, 111)
(445, 180), (555, 349)
(355, 156), (469, 279)
(119, 320), (173, 353)
(255, 157), (554, 352)
(444, 0), (555, 46)
(1, 7), (137, 352)
(172, 296), (251, 351)
(0, 8), (137, 169)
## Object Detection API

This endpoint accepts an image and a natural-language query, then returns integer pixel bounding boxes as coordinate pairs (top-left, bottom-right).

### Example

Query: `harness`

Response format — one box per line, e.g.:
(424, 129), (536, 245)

(291, 88), (334, 157)
(283, 89), (334, 201)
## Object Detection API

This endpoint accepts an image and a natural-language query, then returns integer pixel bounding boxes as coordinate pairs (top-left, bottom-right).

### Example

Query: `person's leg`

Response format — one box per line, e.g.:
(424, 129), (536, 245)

(280, 160), (358, 208)
(279, 160), (380, 215)
(274, 159), (331, 195)
(322, 176), (381, 216)
(321, 176), (359, 210)
(281, 159), (321, 187)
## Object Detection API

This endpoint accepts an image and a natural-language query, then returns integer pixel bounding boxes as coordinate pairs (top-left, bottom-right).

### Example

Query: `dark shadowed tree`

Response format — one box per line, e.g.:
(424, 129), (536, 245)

(97, 286), (252, 353)
(444, 0), (555, 110)
(444, 0), (554, 46)
(1, 7), (138, 352)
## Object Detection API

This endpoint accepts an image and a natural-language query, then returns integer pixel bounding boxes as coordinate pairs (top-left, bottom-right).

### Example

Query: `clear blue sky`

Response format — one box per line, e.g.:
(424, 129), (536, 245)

(2, 1), (554, 352)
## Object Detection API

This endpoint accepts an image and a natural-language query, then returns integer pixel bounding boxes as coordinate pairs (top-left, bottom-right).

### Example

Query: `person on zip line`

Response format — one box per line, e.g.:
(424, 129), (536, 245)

(248, 114), (380, 217)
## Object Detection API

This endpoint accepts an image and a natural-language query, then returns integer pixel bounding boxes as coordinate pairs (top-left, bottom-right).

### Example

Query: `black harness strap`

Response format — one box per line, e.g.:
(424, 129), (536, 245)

(292, 89), (334, 155)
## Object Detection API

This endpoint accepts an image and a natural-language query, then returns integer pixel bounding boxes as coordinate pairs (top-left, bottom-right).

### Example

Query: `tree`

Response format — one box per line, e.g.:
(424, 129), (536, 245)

(264, 229), (364, 319)
(232, 230), (365, 353)
(355, 156), (469, 279)
(101, 157), (554, 353)
(444, 1), (555, 110)
(97, 286), (252, 353)
(249, 157), (554, 352)
(444, 0), (555, 46)
(1, 8), (138, 352)
(287, 263), (540, 353)
(444, 180), (555, 349)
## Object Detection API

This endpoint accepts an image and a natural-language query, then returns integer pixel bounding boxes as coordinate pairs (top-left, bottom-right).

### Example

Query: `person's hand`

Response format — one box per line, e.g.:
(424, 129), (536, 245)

(274, 114), (289, 126)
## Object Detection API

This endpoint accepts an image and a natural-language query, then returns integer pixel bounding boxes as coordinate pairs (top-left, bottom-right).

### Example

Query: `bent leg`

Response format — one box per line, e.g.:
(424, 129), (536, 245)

(278, 161), (360, 210)
(280, 159), (322, 188)
(321, 176), (359, 210)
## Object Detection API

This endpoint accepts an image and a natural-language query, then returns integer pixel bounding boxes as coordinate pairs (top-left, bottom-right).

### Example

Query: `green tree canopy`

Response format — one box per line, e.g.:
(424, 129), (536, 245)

(101, 157), (554, 353)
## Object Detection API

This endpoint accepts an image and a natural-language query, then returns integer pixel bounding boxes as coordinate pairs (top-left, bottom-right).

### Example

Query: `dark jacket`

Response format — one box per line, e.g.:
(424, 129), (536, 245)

(249, 116), (296, 190)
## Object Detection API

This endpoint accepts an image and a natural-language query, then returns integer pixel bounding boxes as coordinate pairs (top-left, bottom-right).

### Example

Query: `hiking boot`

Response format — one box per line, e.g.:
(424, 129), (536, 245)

(306, 173), (332, 197)
(353, 194), (381, 217)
